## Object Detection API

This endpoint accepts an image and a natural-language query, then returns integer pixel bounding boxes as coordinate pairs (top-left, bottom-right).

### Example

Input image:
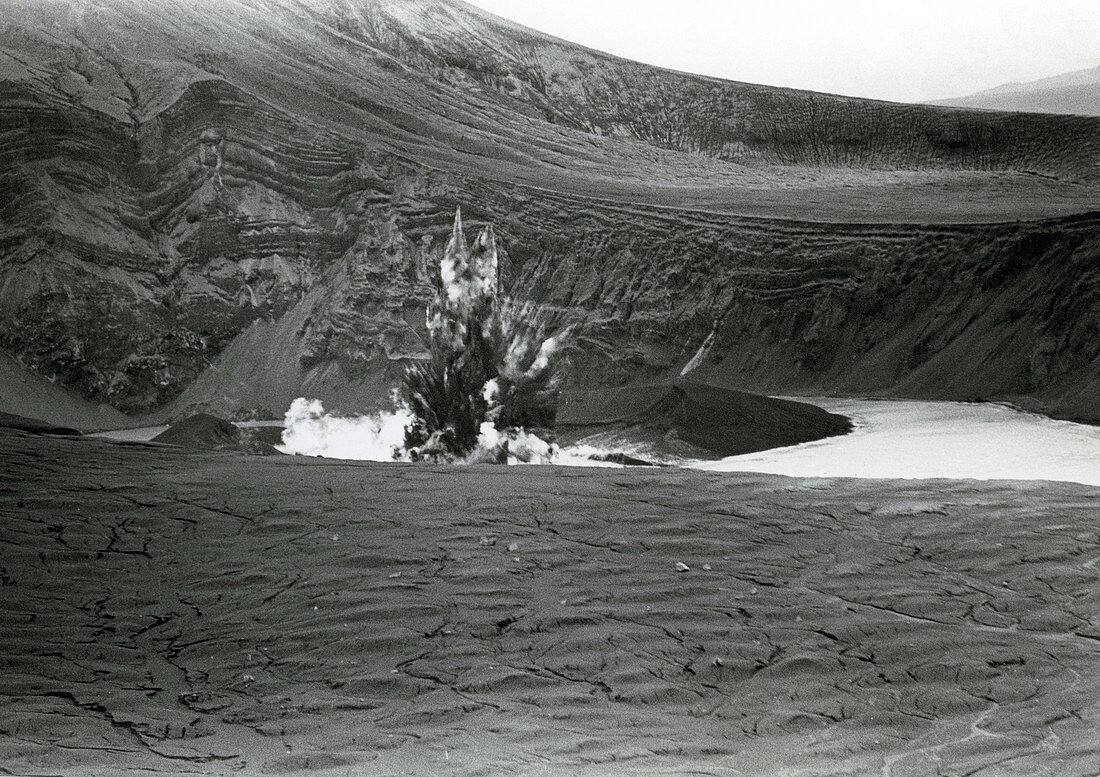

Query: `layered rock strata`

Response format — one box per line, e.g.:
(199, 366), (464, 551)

(0, 0), (1096, 419)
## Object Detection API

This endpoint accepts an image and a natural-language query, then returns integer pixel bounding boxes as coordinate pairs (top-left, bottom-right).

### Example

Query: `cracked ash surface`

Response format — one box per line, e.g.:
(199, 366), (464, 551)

(2, 427), (1099, 776)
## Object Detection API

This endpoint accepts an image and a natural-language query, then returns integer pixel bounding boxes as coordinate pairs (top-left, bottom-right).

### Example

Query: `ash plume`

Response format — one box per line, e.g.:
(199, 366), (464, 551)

(280, 208), (571, 464)
(402, 208), (570, 462)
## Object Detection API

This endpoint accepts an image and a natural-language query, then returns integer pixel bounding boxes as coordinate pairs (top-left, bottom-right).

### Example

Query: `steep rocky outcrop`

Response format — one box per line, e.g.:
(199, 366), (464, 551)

(0, 0), (1097, 421)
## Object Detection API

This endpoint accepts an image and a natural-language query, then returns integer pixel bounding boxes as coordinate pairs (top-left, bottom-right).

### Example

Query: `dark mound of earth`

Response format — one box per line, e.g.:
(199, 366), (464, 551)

(0, 412), (81, 436)
(152, 414), (281, 456)
(589, 452), (661, 467)
(556, 381), (851, 459)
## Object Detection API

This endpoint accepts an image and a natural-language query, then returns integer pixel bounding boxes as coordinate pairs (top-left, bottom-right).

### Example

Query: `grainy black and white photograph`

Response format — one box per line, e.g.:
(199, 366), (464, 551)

(1, 0), (1098, 774)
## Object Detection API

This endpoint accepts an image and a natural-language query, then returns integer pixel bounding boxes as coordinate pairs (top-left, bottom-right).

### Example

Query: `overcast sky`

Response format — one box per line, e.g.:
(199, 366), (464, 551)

(463, 0), (1100, 103)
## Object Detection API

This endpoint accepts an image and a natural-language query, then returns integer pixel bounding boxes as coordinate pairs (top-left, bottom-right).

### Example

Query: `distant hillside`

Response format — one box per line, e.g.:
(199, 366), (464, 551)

(930, 66), (1100, 116)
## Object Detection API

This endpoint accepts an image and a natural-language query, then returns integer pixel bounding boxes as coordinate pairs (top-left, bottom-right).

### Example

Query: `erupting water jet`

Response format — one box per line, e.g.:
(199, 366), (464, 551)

(280, 208), (571, 464)
(402, 208), (569, 462)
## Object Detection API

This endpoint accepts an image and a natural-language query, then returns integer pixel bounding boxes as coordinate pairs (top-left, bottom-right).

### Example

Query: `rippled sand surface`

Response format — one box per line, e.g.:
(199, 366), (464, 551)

(3, 428), (1100, 775)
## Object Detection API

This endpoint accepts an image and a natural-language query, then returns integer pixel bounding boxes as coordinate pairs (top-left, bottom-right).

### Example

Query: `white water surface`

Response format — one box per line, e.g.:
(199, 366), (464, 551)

(87, 425), (170, 442)
(86, 398), (1100, 485)
(693, 399), (1100, 486)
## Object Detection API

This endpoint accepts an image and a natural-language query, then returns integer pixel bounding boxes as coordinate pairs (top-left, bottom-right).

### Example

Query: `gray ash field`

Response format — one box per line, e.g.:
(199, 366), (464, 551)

(3, 428), (1100, 776)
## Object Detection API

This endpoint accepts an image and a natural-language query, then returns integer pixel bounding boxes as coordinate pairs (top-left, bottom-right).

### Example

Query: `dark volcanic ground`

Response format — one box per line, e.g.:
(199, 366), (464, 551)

(3, 429), (1100, 776)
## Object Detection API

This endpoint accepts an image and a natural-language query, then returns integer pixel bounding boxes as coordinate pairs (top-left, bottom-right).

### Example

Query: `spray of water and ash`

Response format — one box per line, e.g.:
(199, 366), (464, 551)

(280, 209), (569, 463)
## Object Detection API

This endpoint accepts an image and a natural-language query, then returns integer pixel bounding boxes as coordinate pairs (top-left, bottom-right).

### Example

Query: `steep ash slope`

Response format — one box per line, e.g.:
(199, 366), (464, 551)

(0, 348), (127, 430)
(0, 0), (1097, 419)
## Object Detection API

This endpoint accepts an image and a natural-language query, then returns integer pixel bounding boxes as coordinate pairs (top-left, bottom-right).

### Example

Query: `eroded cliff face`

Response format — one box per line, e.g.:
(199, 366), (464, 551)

(0, 73), (436, 412)
(165, 187), (1100, 423)
(492, 202), (1100, 422)
(0, 0), (1097, 420)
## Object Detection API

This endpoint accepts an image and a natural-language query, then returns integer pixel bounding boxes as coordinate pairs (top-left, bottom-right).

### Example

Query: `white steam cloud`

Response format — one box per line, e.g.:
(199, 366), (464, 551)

(433, 207), (498, 343)
(524, 335), (560, 378)
(277, 398), (566, 465)
(278, 398), (412, 461)
(473, 422), (556, 464)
